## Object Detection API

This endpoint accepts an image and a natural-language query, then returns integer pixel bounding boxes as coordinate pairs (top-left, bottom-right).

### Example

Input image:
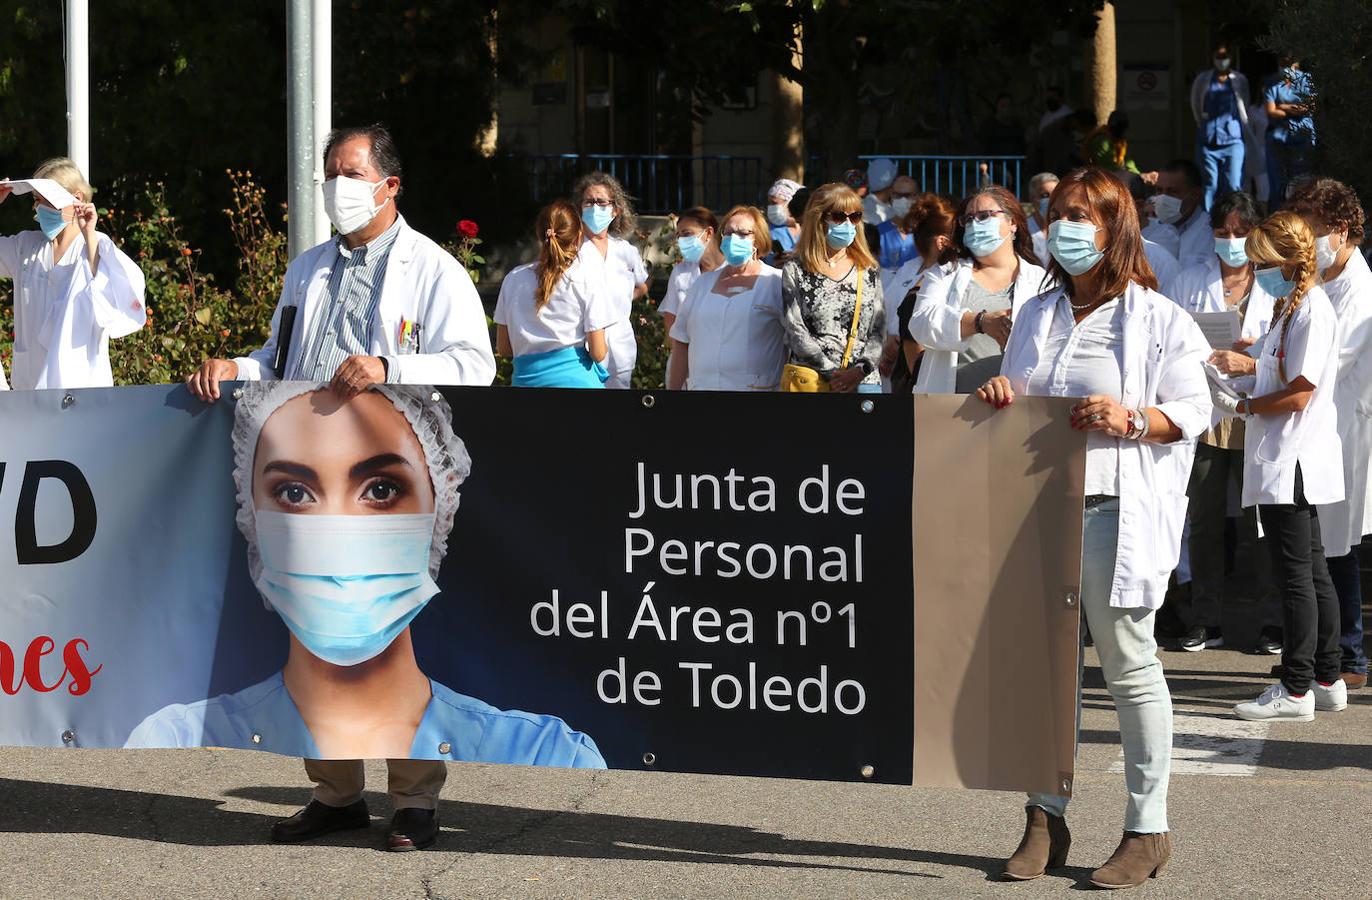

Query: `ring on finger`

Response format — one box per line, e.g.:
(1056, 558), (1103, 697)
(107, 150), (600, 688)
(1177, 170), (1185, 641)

(1088, 413), (1102, 423)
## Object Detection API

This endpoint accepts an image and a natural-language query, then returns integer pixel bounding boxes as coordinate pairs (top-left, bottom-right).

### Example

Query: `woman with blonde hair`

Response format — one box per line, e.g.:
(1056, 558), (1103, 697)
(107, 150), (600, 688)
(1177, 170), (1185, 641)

(574, 171), (648, 388)
(779, 183), (886, 393)
(0, 157), (146, 389)
(1214, 211), (1347, 722)
(667, 206), (786, 391)
(977, 167), (1211, 888)
(495, 200), (614, 387)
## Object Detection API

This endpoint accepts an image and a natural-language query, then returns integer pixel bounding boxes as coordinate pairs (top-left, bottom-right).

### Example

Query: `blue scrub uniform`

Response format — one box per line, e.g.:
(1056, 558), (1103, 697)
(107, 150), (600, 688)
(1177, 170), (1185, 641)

(125, 671), (607, 767)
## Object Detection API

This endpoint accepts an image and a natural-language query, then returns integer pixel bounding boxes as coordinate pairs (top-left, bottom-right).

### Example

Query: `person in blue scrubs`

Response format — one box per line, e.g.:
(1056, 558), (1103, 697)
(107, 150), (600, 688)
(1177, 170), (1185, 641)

(1192, 43), (1250, 211)
(1264, 54), (1316, 208)
(874, 175), (920, 271)
(126, 383), (605, 848)
(764, 177), (803, 265)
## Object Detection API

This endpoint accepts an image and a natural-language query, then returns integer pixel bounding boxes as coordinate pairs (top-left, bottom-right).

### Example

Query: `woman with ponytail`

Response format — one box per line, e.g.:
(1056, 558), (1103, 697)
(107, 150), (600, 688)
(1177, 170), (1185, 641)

(879, 193), (959, 393)
(1213, 211), (1348, 721)
(494, 200), (614, 388)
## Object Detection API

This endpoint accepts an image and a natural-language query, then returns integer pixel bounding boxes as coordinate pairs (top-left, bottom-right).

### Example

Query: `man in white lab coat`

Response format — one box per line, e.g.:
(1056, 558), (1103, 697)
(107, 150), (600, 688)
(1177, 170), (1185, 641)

(187, 124), (496, 852)
(1142, 160), (1213, 270)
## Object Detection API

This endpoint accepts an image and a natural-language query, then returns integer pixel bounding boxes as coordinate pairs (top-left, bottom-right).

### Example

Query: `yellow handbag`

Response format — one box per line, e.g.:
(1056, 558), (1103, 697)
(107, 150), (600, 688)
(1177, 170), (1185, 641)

(781, 267), (865, 393)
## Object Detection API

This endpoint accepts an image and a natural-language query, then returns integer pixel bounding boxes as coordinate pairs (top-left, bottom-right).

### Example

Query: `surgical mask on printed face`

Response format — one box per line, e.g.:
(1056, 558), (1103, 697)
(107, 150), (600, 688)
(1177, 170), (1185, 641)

(678, 234), (706, 263)
(35, 206), (68, 240)
(1214, 236), (1249, 268)
(766, 204), (790, 227)
(581, 204), (615, 235)
(1150, 194), (1183, 225)
(253, 511), (440, 667)
(1048, 220), (1105, 276)
(322, 175), (387, 235)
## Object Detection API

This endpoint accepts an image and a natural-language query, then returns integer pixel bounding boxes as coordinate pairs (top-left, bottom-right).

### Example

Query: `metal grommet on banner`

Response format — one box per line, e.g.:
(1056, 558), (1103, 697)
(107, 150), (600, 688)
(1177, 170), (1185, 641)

(430, 392), (442, 402)
(438, 741), (452, 755)
(641, 394), (656, 409)
(61, 393), (75, 409)
(860, 399), (875, 414)
(860, 764), (875, 779)
(251, 733), (262, 745)
(642, 752), (656, 766)
(231, 387), (245, 401)
(1065, 591), (1078, 608)
(1061, 777), (1072, 793)
(61, 730), (76, 745)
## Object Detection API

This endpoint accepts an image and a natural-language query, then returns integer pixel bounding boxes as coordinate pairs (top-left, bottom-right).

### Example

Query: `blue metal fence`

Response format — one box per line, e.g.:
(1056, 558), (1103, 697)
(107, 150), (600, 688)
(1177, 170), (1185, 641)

(857, 155), (1027, 200)
(524, 154), (766, 215)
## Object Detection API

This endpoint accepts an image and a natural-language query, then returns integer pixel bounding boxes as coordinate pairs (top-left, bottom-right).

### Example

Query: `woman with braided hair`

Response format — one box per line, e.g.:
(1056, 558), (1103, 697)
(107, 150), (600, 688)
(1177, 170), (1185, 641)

(494, 200), (614, 387)
(1210, 211), (1348, 721)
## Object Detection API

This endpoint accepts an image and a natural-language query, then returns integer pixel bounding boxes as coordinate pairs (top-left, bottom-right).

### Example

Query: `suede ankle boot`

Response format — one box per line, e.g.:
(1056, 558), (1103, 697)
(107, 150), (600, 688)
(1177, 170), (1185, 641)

(1002, 806), (1071, 881)
(1090, 831), (1172, 889)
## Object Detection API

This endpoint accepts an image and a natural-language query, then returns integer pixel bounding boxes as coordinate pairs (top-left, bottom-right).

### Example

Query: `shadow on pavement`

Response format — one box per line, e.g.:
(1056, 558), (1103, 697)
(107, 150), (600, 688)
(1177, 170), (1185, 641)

(1077, 730), (1372, 771)
(0, 778), (1038, 879)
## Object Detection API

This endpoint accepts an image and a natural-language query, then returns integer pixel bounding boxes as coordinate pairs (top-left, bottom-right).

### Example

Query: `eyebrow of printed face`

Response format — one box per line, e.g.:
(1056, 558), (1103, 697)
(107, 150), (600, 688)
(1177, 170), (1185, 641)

(261, 460), (318, 481)
(349, 453), (413, 480)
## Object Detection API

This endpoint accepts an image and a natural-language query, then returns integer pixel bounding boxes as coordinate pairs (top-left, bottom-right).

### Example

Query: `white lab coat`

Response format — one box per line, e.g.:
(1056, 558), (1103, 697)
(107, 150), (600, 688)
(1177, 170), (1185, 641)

(0, 230), (146, 390)
(908, 257), (1050, 394)
(1169, 256), (1275, 340)
(1317, 251), (1372, 556)
(1143, 238), (1181, 300)
(1189, 70), (1255, 134)
(1027, 218), (1051, 269)
(1143, 207), (1212, 270)
(234, 216), (495, 386)
(1002, 282), (1212, 609)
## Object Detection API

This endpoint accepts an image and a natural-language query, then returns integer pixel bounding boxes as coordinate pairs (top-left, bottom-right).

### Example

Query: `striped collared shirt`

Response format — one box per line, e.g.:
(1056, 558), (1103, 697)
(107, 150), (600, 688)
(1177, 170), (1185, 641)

(289, 215), (403, 381)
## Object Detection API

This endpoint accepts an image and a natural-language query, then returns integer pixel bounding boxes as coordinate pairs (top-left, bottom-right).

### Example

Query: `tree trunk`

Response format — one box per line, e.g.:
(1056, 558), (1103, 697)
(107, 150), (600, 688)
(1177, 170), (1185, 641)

(771, 23), (805, 182)
(1087, 2), (1117, 124)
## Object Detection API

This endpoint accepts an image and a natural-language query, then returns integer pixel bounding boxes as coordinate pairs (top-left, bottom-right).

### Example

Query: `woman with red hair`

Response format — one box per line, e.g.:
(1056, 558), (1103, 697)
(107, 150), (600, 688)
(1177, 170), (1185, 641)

(977, 168), (1211, 888)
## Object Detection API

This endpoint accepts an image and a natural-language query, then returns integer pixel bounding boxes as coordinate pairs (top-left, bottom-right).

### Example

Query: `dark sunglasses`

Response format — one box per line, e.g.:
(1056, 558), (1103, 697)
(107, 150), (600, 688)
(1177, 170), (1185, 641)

(826, 210), (863, 225)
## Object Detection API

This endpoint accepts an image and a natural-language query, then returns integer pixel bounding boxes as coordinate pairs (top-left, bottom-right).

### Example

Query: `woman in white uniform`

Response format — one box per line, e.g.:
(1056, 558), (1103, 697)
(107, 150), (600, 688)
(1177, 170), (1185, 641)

(908, 184), (1049, 394)
(0, 158), (146, 390)
(1215, 211), (1347, 721)
(978, 167), (1210, 889)
(666, 206), (785, 391)
(660, 207), (723, 336)
(495, 200), (615, 388)
(1168, 191), (1275, 652)
(574, 172), (648, 389)
(1287, 178), (1372, 689)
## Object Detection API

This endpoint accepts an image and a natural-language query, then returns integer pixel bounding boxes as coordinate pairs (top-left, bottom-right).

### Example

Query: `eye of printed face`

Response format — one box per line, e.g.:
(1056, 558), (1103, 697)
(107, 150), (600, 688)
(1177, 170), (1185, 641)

(253, 391), (436, 516)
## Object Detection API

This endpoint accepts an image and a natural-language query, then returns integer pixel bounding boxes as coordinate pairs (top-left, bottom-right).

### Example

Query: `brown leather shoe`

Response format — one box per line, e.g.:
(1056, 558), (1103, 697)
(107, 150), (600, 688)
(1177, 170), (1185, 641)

(1341, 671), (1367, 690)
(1090, 831), (1171, 889)
(1002, 806), (1070, 880)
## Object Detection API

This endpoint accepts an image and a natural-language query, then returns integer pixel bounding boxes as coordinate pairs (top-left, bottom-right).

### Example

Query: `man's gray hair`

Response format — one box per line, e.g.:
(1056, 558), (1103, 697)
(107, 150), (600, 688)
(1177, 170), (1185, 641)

(324, 123), (404, 196)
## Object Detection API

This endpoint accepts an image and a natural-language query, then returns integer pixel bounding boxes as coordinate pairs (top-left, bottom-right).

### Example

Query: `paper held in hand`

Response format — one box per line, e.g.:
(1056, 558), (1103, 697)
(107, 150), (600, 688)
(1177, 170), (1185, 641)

(1190, 309), (1241, 351)
(1203, 361), (1256, 399)
(1, 178), (77, 209)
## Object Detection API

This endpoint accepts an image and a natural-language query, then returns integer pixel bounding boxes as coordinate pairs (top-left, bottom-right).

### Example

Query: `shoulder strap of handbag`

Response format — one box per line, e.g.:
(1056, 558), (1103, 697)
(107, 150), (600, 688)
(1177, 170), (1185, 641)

(840, 267), (864, 369)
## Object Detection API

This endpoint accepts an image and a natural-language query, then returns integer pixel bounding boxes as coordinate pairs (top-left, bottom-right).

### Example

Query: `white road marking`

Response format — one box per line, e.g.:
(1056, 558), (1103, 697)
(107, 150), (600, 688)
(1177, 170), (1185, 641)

(1108, 711), (1269, 777)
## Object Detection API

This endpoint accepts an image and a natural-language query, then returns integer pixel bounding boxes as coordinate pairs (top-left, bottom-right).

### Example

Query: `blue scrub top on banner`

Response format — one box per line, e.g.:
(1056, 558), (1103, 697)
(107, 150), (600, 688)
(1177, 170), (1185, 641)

(124, 671), (607, 767)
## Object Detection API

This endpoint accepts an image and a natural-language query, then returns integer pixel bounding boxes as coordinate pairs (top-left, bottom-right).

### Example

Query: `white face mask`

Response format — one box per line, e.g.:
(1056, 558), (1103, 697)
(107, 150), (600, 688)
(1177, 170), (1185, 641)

(322, 175), (388, 235)
(766, 204), (790, 227)
(1150, 194), (1183, 226)
(1315, 234), (1343, 272)
(891, 197), (914, 219)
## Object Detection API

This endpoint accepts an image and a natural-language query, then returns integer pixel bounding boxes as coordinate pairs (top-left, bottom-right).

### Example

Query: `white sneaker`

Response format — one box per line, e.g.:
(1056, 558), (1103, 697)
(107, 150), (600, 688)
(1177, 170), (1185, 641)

(1313, 679), (1348, 712)
(1234, 683), (1314, 721)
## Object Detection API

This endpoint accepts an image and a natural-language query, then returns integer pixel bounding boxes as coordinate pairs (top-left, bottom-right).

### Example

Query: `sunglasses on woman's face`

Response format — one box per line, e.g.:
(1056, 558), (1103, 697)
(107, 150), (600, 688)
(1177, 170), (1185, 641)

(826, 210), (863, 225)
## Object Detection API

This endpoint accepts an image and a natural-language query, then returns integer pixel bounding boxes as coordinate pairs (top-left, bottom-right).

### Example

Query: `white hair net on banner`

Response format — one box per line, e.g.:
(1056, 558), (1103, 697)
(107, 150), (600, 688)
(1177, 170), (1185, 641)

(231, 383), (471, 584)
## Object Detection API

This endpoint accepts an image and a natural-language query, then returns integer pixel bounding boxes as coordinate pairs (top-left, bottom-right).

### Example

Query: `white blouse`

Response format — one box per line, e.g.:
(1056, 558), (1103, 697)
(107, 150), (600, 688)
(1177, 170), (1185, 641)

(493, 259), (616, 357)
(578, 237), (648, 387)
(1023, 297), (1127, 496)
(0, 230), (146, 390)
(661, 260), (703, 318)
(1243, 286), (1344, 508)
(669, 265), (786, 391)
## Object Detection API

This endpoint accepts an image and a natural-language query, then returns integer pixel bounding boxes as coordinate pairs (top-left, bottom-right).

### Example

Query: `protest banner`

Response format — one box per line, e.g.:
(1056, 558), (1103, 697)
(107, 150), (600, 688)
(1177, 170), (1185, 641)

(0, 384), (1083, 795)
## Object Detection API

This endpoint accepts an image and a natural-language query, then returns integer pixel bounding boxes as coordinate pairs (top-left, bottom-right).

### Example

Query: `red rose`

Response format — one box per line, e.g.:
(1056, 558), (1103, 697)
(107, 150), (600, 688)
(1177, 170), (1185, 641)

(456, 219), (480, 239)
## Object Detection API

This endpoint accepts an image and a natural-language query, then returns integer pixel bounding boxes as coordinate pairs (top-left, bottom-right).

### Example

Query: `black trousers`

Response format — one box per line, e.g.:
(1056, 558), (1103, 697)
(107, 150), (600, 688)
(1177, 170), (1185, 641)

(1257, 466), (1342, 694)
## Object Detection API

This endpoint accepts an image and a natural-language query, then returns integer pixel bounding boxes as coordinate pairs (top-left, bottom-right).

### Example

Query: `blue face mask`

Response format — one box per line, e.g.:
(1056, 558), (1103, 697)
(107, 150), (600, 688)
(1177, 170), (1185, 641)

(1255, 266), (1296, 299)
(35, 205), (68, 240)
(963, 216), (1007, 257)
(826, 220), (858, 249)
(582, 203), (615, 236)
(678, 234), (706, 264)
(1038, 198), (1050, 220)
(253, 511), (440, 667)
(1214, 236), (1249, 268)
(1047, 220), (1105, 276)
(720, 234), (755, 267)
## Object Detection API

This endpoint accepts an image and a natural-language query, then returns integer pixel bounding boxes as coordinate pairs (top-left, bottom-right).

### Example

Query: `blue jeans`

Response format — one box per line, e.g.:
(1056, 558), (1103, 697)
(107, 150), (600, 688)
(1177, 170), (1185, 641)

(1199, 141), (1244, 211)
(856, 382), (882, 394)
(1266, 139), (1314, 208)
(1325, 550), (1368, 675)
(1028, 499), (1172, 833)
